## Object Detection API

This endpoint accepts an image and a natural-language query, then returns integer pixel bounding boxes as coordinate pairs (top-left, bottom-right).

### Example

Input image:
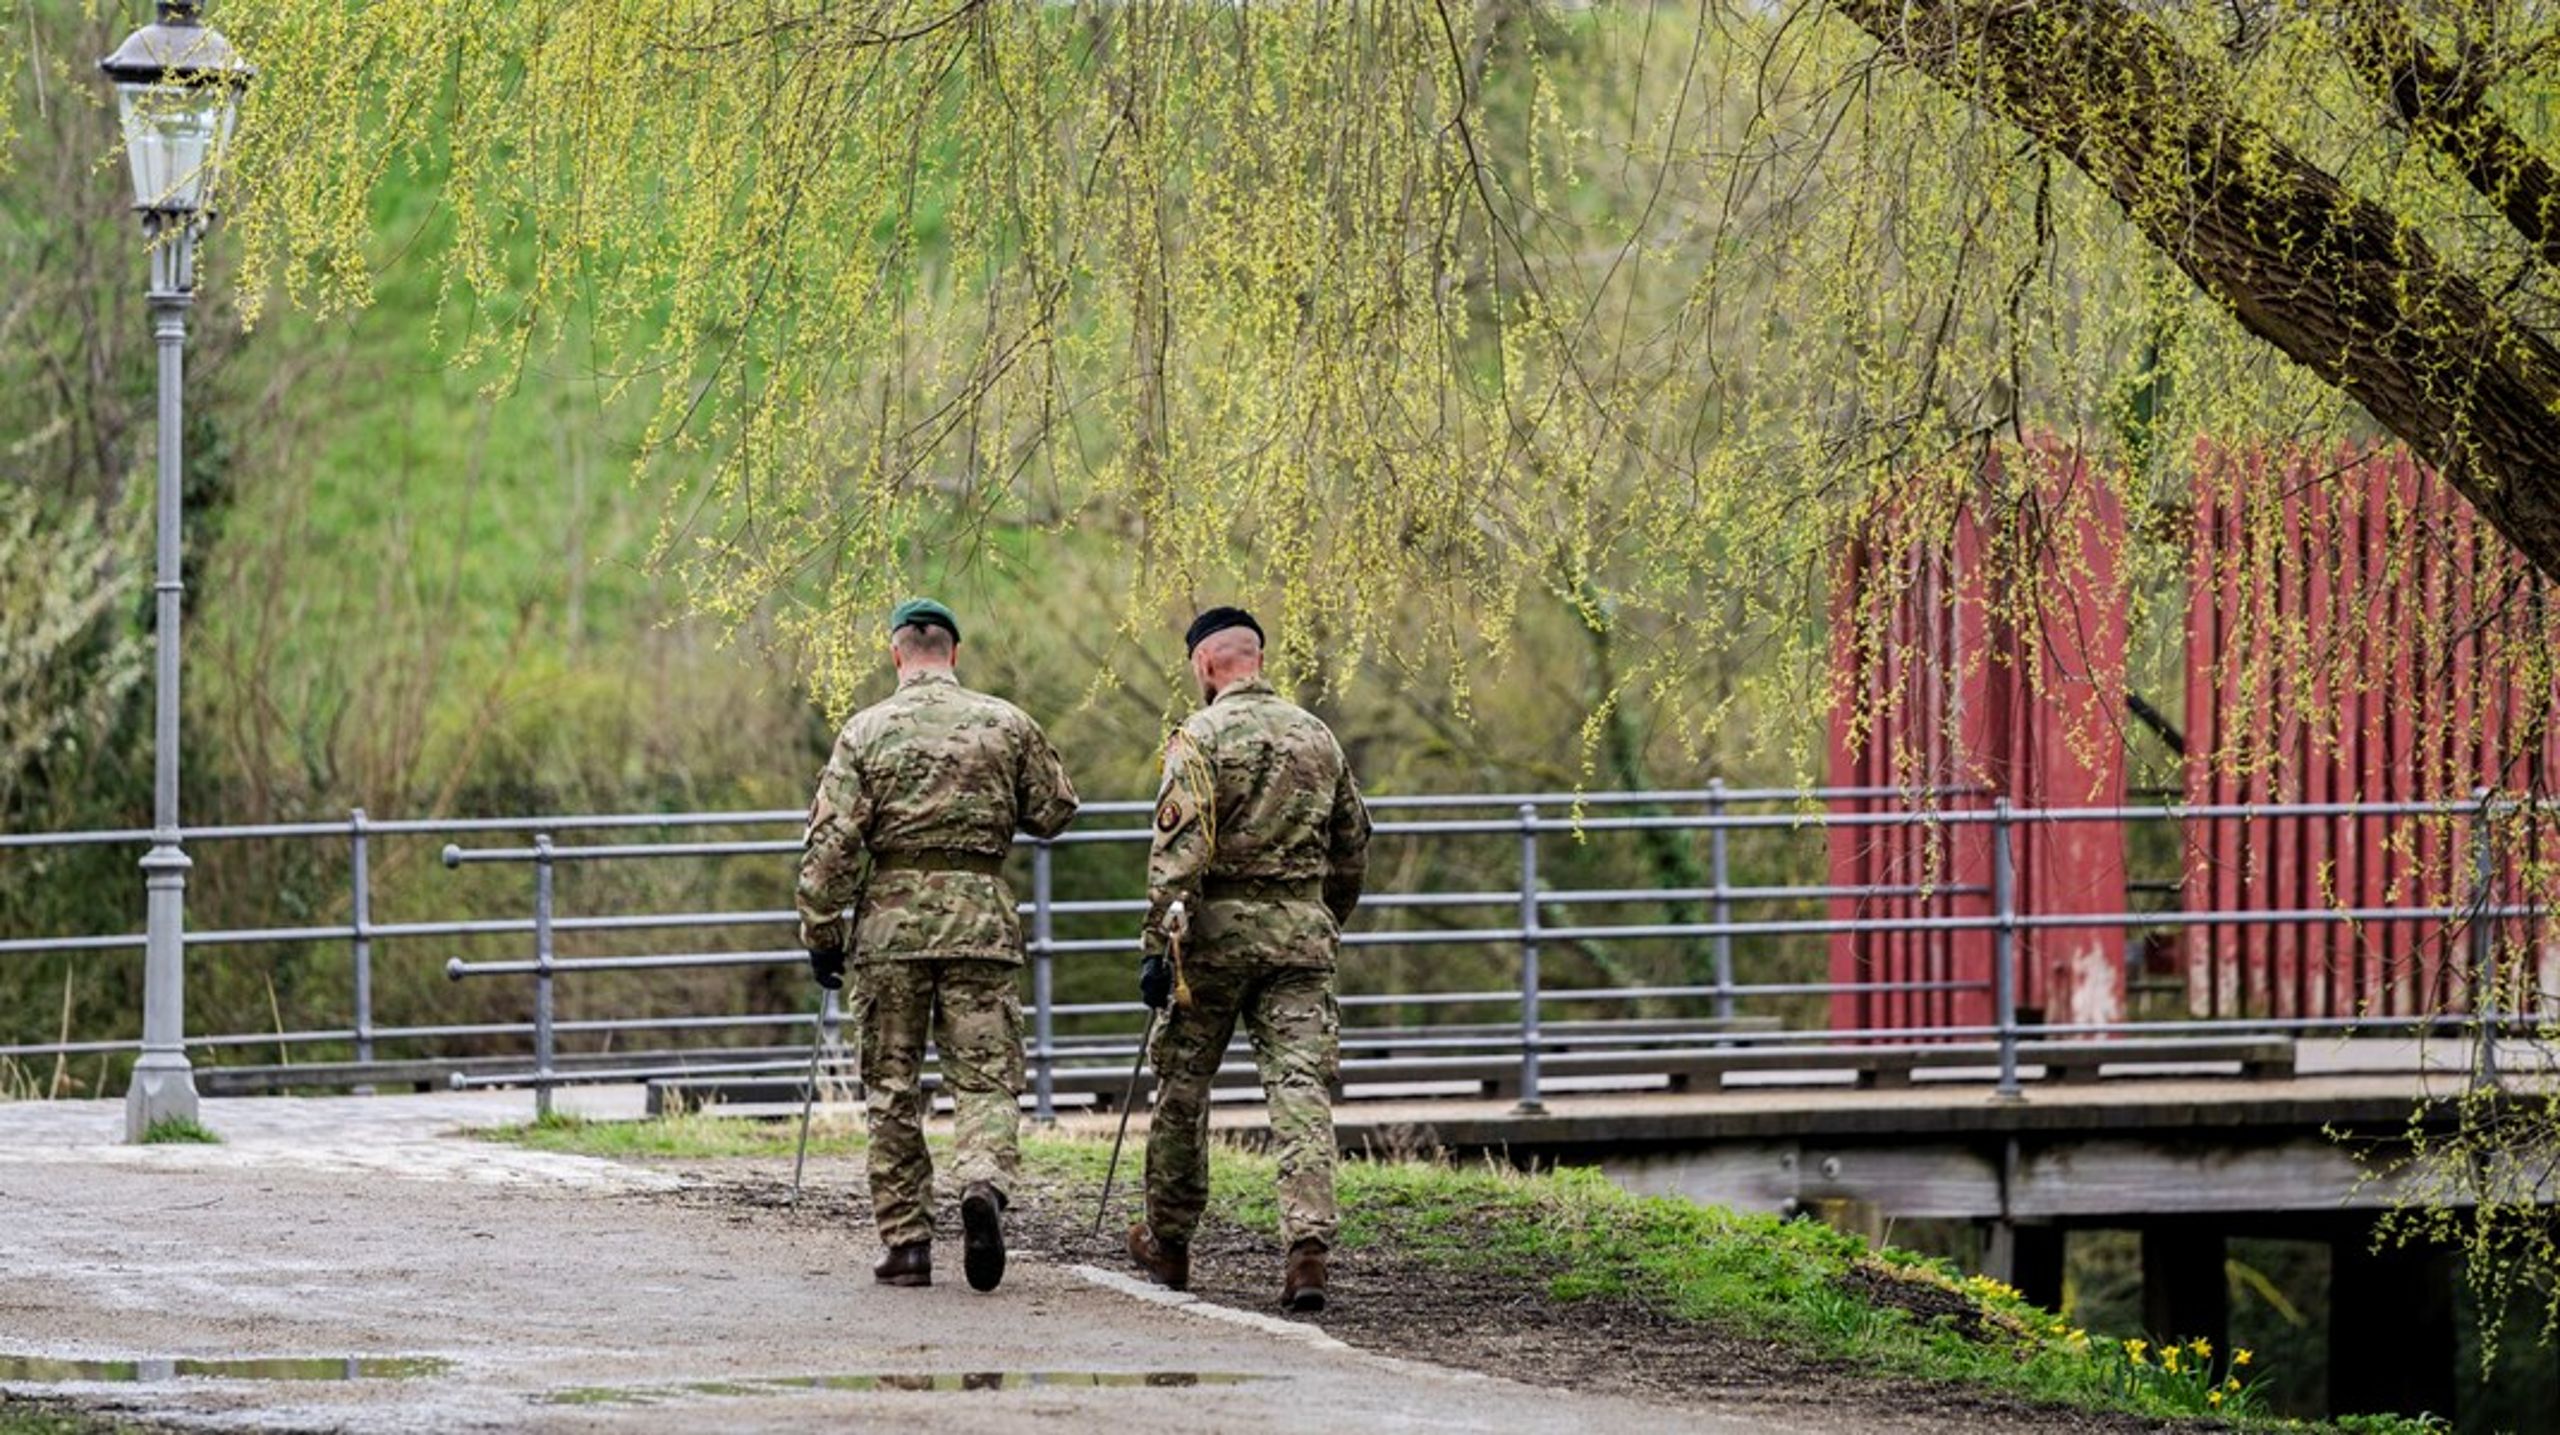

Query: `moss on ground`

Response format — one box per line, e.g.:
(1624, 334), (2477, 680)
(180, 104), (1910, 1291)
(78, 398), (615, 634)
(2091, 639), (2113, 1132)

(134, 1117), (221, 1145)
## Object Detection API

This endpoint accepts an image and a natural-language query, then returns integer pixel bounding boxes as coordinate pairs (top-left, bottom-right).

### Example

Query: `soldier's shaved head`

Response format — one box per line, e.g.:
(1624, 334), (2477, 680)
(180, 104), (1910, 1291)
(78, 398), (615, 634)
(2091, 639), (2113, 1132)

(1190, 624), (1262, 701)
(890, 621), (958, 676)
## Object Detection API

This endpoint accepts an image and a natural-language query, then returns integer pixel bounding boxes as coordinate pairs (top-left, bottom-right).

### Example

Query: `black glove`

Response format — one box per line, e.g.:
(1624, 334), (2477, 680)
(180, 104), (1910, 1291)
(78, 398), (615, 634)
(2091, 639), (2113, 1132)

(808, 946), (847, 992)
(1138, 954), (1173, 1011)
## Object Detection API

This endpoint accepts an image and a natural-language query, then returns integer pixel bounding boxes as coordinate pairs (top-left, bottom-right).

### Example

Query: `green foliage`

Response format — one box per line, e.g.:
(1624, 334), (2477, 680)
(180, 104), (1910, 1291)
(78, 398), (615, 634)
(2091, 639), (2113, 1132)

(138, 1115), (221, 1144)
(188, 0), (2560, 766)
(0, 6), (840, 1081)
(2363, 1082), (2560, 1374)
(0, 487), (142, 820)
(498, 1108), (858, 1159)
(0, 1399), (128, 1435)
(2098, 1335), (2267, 1420)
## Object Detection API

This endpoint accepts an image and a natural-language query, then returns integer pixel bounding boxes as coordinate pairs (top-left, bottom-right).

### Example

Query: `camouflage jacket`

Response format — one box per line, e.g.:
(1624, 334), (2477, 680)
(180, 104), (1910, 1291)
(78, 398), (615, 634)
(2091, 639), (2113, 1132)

(1145, 676), (1370, 970)
(797, 669), (1079, 964)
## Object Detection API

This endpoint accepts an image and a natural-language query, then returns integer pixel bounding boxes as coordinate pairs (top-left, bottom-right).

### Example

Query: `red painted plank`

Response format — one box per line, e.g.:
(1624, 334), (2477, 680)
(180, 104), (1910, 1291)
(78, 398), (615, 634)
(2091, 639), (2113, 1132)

(2448, 494), (2479, 1014)
(2182, 461), (2222, 1016)
(2028, 445), (2128, 1028)
(1825, 532), (1871, 1033)
(2271, 465), (2307, 1018)
(2302, 458), (2337, 1018)
(1951, 503), (1998, 1033)
(2384, 453), (2422, 1015)
(2241, 450), (2279, 1017)
(2346, 453), (2381, 1011)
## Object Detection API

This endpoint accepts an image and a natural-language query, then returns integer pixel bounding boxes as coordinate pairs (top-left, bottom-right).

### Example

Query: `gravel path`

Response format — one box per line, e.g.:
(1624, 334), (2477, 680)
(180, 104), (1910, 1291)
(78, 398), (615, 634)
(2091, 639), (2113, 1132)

(0, 1092), (1816, 1434)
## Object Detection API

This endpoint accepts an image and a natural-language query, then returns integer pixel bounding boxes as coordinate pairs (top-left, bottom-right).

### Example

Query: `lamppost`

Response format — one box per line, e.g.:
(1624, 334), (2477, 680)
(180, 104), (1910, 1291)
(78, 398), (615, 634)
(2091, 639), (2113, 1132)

(100, 1), (253, 1142)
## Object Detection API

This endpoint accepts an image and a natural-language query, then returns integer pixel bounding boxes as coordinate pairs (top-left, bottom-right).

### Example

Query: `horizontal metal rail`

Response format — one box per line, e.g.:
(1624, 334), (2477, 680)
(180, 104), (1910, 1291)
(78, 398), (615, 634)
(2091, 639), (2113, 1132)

(8, 788), (2554, 1111)
(11, 786), (2540, 854)
(16, 1008), (2542, 1069)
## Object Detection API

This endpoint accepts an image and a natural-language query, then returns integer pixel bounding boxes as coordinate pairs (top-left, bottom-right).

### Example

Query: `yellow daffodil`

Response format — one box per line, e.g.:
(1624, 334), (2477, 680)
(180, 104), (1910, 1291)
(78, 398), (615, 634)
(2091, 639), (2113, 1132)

(2207, 1390), (2224, 1408)
(2189, 1338), (2212, 1357)
(2233, 1349), (2253, 1367)
(2227, 1377), (2243, 1392)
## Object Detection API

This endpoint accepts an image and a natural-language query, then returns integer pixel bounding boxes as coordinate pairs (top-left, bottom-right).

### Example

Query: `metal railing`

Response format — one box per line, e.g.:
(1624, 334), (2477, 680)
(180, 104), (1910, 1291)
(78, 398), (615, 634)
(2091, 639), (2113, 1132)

(3, 787), (2548, 1113)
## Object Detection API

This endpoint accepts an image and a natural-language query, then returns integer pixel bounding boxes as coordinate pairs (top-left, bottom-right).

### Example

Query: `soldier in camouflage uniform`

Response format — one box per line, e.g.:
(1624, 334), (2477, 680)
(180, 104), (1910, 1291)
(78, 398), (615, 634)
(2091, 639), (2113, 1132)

(798, 598), (1079, 1293)
(1126, 606), (1370, 1311)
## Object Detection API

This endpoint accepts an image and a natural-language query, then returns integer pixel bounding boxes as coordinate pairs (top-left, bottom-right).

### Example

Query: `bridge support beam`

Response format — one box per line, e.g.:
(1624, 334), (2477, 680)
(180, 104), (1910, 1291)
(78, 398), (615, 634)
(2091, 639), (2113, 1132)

(2330, 1222), (2455, 1419)
(1798, 1195), (1884, 1247)
(1982, 1221), (2064, 1311)
(2139, 1224), (2227, 1362)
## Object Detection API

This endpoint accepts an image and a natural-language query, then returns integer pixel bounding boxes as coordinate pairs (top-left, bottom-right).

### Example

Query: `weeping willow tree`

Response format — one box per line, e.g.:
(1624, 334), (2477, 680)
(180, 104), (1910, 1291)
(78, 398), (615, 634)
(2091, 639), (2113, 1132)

(70, 0), (2560, 1352)
(197, 1), (2560, 734)
(204, 1), (2095, 731)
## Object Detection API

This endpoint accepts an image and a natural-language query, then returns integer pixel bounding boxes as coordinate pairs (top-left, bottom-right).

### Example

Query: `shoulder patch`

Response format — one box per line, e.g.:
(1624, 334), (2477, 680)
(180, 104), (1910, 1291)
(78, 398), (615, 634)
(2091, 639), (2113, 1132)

(1156, 728), (1217, 849)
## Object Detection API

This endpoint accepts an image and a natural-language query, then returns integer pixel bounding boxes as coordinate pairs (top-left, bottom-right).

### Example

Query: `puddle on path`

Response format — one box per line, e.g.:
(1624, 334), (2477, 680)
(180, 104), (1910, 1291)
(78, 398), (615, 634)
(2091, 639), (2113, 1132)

(542, 1371), (1266, 1406)
(0, 1354), (449, 1384)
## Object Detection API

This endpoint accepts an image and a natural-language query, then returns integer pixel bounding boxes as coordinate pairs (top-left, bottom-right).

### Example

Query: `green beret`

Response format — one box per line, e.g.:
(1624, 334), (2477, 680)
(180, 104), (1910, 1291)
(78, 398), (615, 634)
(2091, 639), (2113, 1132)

(888, 598), (960, 642)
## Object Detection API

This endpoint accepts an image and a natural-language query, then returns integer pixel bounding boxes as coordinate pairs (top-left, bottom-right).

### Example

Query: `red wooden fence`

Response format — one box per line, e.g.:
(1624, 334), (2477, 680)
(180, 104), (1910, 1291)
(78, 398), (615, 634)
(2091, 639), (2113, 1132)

(1828, 442), (2558, 1033)
(2182, 446), (2560, 1019)
(1825, 447), (2129, 1034)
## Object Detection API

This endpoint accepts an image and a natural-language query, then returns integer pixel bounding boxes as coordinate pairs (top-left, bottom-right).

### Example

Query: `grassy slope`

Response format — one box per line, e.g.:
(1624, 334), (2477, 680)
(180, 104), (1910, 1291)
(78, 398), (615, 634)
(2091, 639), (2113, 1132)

(486, 1114), (2435, 1433)
(0, 1408), (113, 1435)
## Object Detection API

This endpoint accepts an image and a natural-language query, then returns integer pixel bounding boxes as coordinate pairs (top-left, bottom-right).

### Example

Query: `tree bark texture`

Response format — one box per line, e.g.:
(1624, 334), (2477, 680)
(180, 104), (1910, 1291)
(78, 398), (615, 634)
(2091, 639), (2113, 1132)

(2339, 0), (2560, 270)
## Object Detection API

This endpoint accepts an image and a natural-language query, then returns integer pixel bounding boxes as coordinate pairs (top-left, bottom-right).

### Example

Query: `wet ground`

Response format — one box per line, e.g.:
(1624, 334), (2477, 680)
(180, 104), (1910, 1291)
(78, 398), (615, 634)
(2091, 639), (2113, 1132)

(1, 1092), (2151, 1432)
(0, 1091), (1763, 1433)
(742, 1159), (2175, 1435)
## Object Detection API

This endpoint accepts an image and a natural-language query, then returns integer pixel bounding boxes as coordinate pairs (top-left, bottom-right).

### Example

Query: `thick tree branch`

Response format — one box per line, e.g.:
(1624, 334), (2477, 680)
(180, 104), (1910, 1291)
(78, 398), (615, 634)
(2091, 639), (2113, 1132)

(1833, 0), (2560, 582)
(2340, 0), (2560, 269)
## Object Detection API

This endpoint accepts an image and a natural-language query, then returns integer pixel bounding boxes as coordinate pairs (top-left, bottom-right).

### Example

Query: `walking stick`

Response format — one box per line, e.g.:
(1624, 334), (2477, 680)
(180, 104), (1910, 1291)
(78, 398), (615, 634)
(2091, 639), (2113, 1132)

(1092, 1007), (1159, 1237)
(789, 986), (841, 1204)
(1094, 900), (1183, 1236)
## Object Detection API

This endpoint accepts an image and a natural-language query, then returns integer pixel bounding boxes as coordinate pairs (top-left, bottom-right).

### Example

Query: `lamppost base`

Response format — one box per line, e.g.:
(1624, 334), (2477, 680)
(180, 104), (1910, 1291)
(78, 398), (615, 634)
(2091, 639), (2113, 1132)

(124, 1054), (200, 1141)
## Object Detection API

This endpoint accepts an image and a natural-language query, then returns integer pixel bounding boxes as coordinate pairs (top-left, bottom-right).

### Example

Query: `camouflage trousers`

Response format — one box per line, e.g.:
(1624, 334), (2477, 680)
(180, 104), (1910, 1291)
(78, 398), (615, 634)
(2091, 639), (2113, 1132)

(852, 958), (1023, 1249)
(1144, 958), (1339, 1250)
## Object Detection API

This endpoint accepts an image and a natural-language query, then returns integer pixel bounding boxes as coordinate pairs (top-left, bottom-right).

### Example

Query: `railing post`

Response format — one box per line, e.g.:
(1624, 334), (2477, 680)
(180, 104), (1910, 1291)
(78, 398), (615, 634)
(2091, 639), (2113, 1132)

(349, 807), (374, 1092)
(1515, 802), (1545, 1115)
(1030, 837), (1057, 1124)
(533, 833), (556, 1119)
(1708, 778), (1735, 1024)
(1992, 798), (2023, 1103)
(2470, 788), (2501, 1092)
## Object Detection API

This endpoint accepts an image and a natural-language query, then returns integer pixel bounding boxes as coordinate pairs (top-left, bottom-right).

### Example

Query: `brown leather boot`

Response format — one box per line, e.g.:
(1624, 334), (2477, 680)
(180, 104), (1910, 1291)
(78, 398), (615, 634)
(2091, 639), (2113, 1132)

(960, 1181), (1007, 1293)
(1126, 1221), (1190, 1291)
(1282, 1238), (1328, 1312)
(873, 1240), (931, 1287)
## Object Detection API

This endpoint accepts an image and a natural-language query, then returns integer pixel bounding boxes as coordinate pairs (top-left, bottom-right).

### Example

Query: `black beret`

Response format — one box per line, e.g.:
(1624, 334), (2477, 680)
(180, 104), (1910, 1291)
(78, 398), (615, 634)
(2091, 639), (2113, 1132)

(1184, 606), (1264, 655)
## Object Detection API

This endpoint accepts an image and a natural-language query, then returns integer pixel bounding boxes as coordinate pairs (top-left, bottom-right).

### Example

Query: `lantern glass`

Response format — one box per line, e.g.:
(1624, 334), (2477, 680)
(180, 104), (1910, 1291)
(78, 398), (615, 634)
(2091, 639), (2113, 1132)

(116, 80), (236, 215)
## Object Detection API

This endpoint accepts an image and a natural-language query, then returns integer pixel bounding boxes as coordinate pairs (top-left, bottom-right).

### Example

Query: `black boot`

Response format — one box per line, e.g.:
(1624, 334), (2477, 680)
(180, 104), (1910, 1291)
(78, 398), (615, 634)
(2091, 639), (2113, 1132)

(961, 1181), (1008, 1293)
(873, 1240), (931, 1287)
